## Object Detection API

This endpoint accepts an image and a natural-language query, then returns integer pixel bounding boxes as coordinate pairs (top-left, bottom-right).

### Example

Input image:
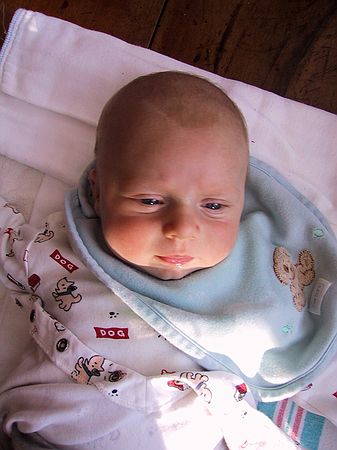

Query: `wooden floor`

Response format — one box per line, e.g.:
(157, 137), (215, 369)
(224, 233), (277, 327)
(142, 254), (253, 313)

(1, 0), (337, 114)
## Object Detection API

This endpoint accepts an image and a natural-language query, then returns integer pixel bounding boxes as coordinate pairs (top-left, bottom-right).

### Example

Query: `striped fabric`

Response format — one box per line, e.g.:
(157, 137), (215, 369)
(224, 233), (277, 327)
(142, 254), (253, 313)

(258, 399), (325, 449)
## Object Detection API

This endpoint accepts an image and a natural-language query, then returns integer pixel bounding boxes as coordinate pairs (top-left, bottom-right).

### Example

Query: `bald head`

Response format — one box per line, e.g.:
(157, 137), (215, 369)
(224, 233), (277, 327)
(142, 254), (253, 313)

(95, 71), (248, 170)
(90, 72), (249, 278)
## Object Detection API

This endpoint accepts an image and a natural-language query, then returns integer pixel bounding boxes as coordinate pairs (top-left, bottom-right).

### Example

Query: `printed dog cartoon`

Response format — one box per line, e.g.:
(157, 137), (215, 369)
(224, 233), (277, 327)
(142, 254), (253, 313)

(71, 355), (105, 384)
(179, 372), (212, 403)
(4, 227), (23, 257)
(234, 383), (248, 401)
(34, 222), (54, 243)
(273, 246), (315, 311)
(4, 203), (20, 214)
(52, 277), (82, 311)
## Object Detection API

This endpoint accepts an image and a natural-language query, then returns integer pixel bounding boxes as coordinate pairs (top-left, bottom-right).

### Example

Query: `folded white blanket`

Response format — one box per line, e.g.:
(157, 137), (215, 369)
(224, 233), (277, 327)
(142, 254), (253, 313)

(0, 8), (337, 450)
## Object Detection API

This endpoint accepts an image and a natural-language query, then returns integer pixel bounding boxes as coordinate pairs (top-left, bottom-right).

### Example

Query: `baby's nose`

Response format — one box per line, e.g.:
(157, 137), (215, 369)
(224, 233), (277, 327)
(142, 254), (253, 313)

(163, 207), (199, 240)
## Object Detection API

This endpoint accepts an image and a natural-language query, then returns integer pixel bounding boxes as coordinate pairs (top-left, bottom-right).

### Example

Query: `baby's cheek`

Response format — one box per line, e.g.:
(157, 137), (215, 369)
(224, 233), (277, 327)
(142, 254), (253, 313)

(207, 222), (238, 261)
(102, 216), (156, 261)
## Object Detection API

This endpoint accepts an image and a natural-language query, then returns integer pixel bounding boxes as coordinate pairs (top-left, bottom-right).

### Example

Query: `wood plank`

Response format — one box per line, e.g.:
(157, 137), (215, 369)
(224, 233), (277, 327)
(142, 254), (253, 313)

(150, 0), (242, 72)
(286, 8), (337, 114)
(151, 0), (337, 114)
(1, 0), (165, 47)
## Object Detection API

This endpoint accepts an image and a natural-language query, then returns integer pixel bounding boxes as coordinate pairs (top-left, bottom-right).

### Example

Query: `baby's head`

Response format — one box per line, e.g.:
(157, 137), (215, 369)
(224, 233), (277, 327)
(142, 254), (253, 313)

(89, 71), (248, 280)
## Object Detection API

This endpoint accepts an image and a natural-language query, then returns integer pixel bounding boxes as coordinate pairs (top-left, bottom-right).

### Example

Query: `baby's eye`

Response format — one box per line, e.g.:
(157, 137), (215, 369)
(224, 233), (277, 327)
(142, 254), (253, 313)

(141, 199), (163, 206)
(204, 202), (223, 210)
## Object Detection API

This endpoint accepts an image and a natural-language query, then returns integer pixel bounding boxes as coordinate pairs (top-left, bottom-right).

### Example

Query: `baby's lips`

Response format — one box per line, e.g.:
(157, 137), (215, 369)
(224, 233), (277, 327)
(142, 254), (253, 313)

(157, 255), (194, 265)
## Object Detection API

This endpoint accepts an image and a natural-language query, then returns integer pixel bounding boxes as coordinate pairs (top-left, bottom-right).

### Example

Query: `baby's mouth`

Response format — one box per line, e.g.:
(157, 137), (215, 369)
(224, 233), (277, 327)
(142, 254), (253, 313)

(157, 255), (194, 266)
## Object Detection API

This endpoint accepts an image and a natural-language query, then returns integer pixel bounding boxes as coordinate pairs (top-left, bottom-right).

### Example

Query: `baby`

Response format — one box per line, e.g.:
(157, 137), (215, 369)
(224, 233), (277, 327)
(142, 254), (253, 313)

(88, 71), (249, 280)
(1, 71), (336, 450)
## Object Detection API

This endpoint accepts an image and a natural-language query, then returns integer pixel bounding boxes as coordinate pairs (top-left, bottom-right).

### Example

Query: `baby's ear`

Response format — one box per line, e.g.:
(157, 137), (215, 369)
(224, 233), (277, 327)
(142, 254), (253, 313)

(88, 168), (100, 215)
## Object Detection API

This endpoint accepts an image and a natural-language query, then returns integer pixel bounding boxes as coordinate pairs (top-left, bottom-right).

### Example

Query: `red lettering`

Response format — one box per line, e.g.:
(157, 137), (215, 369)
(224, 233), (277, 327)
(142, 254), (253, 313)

(50, 250), (79, 273)
(94, 326), (129, 340)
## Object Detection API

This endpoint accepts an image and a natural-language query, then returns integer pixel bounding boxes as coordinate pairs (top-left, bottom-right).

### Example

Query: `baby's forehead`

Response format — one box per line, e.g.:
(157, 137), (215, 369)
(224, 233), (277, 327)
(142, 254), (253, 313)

(96, 72), (248, 172)
(100, 72), (245, 129)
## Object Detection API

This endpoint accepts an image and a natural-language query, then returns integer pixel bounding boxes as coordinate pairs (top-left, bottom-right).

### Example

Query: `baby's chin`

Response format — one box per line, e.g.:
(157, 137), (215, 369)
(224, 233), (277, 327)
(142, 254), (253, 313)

(106, 245), (195, 279)
(106, 245), (222, 280)
(142, 266), (196, 280)
(136, 263), (208, 280)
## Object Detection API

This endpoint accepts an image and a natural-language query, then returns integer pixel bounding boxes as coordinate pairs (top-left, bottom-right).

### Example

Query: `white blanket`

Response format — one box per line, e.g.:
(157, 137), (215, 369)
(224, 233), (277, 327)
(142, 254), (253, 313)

(0, 8), (337, 449)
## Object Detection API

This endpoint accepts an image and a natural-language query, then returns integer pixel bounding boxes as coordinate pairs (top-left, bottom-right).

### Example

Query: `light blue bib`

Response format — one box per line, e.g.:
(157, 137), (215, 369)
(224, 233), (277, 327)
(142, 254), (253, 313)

(65, 157), (337, 400)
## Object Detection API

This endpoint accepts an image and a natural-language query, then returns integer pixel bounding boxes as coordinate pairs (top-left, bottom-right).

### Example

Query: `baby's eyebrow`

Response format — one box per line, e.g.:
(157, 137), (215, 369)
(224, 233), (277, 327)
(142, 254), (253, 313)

(120, 189), (164, 196)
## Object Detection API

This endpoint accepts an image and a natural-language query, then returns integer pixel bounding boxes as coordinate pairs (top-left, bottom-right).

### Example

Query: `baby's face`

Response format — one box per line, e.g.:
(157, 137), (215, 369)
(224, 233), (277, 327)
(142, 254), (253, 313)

(92, 117), (247, 280)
